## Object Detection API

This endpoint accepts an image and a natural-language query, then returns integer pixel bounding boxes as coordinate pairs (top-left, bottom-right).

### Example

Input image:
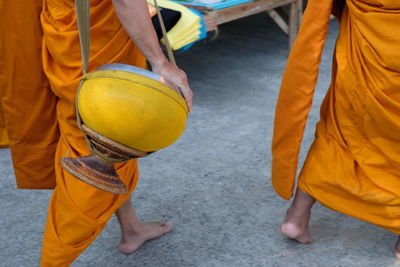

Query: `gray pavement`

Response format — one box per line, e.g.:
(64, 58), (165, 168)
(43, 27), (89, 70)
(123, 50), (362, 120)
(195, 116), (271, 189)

(1, 14), (400, 267)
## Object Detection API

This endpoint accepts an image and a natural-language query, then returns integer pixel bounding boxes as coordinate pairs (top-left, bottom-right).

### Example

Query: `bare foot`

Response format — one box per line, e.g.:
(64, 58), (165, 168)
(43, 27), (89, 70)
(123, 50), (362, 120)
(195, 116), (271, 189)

(119, 221), (173, 254)
(280, 189), (315, 243)
(394, 236), (400, 259)
(116, 197), (173, 254)
(281, 206), (312, 243)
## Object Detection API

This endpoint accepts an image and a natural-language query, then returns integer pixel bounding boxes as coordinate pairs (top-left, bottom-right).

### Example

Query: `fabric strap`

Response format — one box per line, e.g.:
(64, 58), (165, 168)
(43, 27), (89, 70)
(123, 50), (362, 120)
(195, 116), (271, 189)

(75, 0), (90, 74)
(153, 0), (176, 65)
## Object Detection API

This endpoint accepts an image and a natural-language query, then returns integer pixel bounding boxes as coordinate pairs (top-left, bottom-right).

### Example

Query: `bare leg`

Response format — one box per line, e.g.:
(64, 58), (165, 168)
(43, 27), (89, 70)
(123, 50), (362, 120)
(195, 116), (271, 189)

(116, 197), (173, 254)
(280, 188), (315, 243)
(394, 236), (400, 259)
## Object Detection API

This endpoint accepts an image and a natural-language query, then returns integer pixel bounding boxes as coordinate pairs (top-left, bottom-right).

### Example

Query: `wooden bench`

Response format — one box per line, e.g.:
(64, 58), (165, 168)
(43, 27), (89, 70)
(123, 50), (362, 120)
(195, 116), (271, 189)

(183, 0), (303, 49)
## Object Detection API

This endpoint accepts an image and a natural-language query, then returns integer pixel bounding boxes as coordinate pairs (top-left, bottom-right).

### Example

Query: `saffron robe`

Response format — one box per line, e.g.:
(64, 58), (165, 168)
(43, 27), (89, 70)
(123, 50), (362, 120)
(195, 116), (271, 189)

(272, 0), (400, 234)
(40, 0), (147, 265)
(0, 0), (58, 187)
(1, 0), (146, 265)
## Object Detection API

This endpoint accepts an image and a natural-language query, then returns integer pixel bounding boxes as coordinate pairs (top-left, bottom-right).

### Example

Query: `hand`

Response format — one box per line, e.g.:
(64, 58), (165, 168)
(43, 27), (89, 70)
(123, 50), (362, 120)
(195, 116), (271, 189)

(111, 0), (192, 111)
(152, 60), (193, 112)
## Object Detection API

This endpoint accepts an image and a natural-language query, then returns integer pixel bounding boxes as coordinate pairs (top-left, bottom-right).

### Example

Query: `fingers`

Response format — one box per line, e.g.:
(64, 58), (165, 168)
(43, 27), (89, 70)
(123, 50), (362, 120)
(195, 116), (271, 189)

(160, 76), (190, 109)
(162, 71), (193, 112)
(172, 68), (193, 112)
(153, 62), (193, 112)
(178, 79), (193, 113)
(159, 76), (175, 90)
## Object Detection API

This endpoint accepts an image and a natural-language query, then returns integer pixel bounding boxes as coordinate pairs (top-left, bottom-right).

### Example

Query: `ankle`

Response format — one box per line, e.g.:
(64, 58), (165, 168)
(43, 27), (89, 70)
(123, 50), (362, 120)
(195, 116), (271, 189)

(288, 203), (311, 216)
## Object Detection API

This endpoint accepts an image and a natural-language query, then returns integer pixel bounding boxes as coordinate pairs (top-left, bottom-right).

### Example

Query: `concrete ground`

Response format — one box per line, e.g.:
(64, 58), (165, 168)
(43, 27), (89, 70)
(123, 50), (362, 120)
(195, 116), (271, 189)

(1, 14), (399, 267)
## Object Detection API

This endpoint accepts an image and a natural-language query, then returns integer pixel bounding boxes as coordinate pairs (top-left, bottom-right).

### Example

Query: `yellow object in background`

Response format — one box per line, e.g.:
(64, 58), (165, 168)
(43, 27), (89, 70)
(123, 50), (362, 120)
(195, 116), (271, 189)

(148, 0), (201, 50)
(78, 69), (188, 152)
(174, 30), (201, 50)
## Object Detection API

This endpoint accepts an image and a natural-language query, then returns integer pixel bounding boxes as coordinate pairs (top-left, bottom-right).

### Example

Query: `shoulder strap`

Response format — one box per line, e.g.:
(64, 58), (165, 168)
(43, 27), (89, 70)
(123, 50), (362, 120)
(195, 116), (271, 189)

(75, 0), (90, 74)
(153, 0), (176, 65)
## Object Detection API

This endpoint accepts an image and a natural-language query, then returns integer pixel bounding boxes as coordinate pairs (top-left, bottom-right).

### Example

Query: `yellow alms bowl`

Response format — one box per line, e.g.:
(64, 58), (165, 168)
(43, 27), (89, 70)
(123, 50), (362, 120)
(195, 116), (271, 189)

(77, 64), (188, 152)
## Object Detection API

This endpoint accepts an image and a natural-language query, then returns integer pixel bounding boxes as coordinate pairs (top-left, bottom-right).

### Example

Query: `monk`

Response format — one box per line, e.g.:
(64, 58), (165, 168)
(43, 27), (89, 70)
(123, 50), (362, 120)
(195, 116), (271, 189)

(1, 0), (193, 265)
(272, 0), (400, 257)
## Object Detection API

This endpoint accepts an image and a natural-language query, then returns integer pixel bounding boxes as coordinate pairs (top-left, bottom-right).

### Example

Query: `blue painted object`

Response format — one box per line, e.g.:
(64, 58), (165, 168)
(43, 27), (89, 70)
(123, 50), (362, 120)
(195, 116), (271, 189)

(180, 8), (207, 51)
(173, 0), (253, 10)
(176, 0), (254, 51)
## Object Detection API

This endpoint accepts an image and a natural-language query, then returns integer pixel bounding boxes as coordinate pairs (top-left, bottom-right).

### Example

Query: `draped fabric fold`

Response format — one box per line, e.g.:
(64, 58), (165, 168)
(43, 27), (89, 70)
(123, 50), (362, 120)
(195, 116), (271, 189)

(272, 0), (400, 233)
(271, 0), (334, 200)
(0, 0), (59, 188)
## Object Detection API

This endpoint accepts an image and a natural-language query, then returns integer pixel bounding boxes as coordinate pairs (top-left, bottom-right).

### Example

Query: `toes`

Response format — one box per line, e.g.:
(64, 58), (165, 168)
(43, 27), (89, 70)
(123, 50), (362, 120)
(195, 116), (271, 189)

(142, 221), (173, 236)
(162, 221), (173, 228)
(151, 221), (168, 226)
(151, 221), (173, 230)
(159, 221), (173, 233)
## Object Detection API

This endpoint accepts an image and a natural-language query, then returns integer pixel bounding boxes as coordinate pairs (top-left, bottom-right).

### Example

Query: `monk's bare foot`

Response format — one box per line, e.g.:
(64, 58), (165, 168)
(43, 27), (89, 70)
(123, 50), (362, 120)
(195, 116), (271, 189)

(116, 197), (173, 254)
(394, 236), (400, 259)
(119, 221), (173, 254)
(281, 206), (312, 243)
(280, 189), (315, 243)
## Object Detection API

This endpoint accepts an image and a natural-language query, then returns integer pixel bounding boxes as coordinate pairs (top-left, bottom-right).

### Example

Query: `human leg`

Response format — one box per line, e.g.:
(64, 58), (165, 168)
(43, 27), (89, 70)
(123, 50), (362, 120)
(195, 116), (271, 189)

(40, 138), (140, 266)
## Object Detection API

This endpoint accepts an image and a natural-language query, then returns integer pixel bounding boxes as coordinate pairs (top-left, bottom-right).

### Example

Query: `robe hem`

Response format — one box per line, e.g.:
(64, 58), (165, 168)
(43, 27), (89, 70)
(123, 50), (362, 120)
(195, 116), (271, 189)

(16, 182), (56, 190)
(298, 181), (400, 235)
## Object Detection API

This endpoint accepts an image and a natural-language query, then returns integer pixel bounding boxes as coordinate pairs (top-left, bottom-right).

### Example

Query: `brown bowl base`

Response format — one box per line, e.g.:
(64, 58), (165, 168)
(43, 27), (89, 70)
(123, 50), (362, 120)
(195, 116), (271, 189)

(61, 155), (128, 195)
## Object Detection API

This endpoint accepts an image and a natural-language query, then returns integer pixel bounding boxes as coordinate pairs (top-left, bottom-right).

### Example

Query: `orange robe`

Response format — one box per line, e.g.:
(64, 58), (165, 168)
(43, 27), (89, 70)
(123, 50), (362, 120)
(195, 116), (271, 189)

(272, 0), (400, 233)
(40, 0), (147, 265)
(2, 0), (146, 265)
(0, 0), (58, 187)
